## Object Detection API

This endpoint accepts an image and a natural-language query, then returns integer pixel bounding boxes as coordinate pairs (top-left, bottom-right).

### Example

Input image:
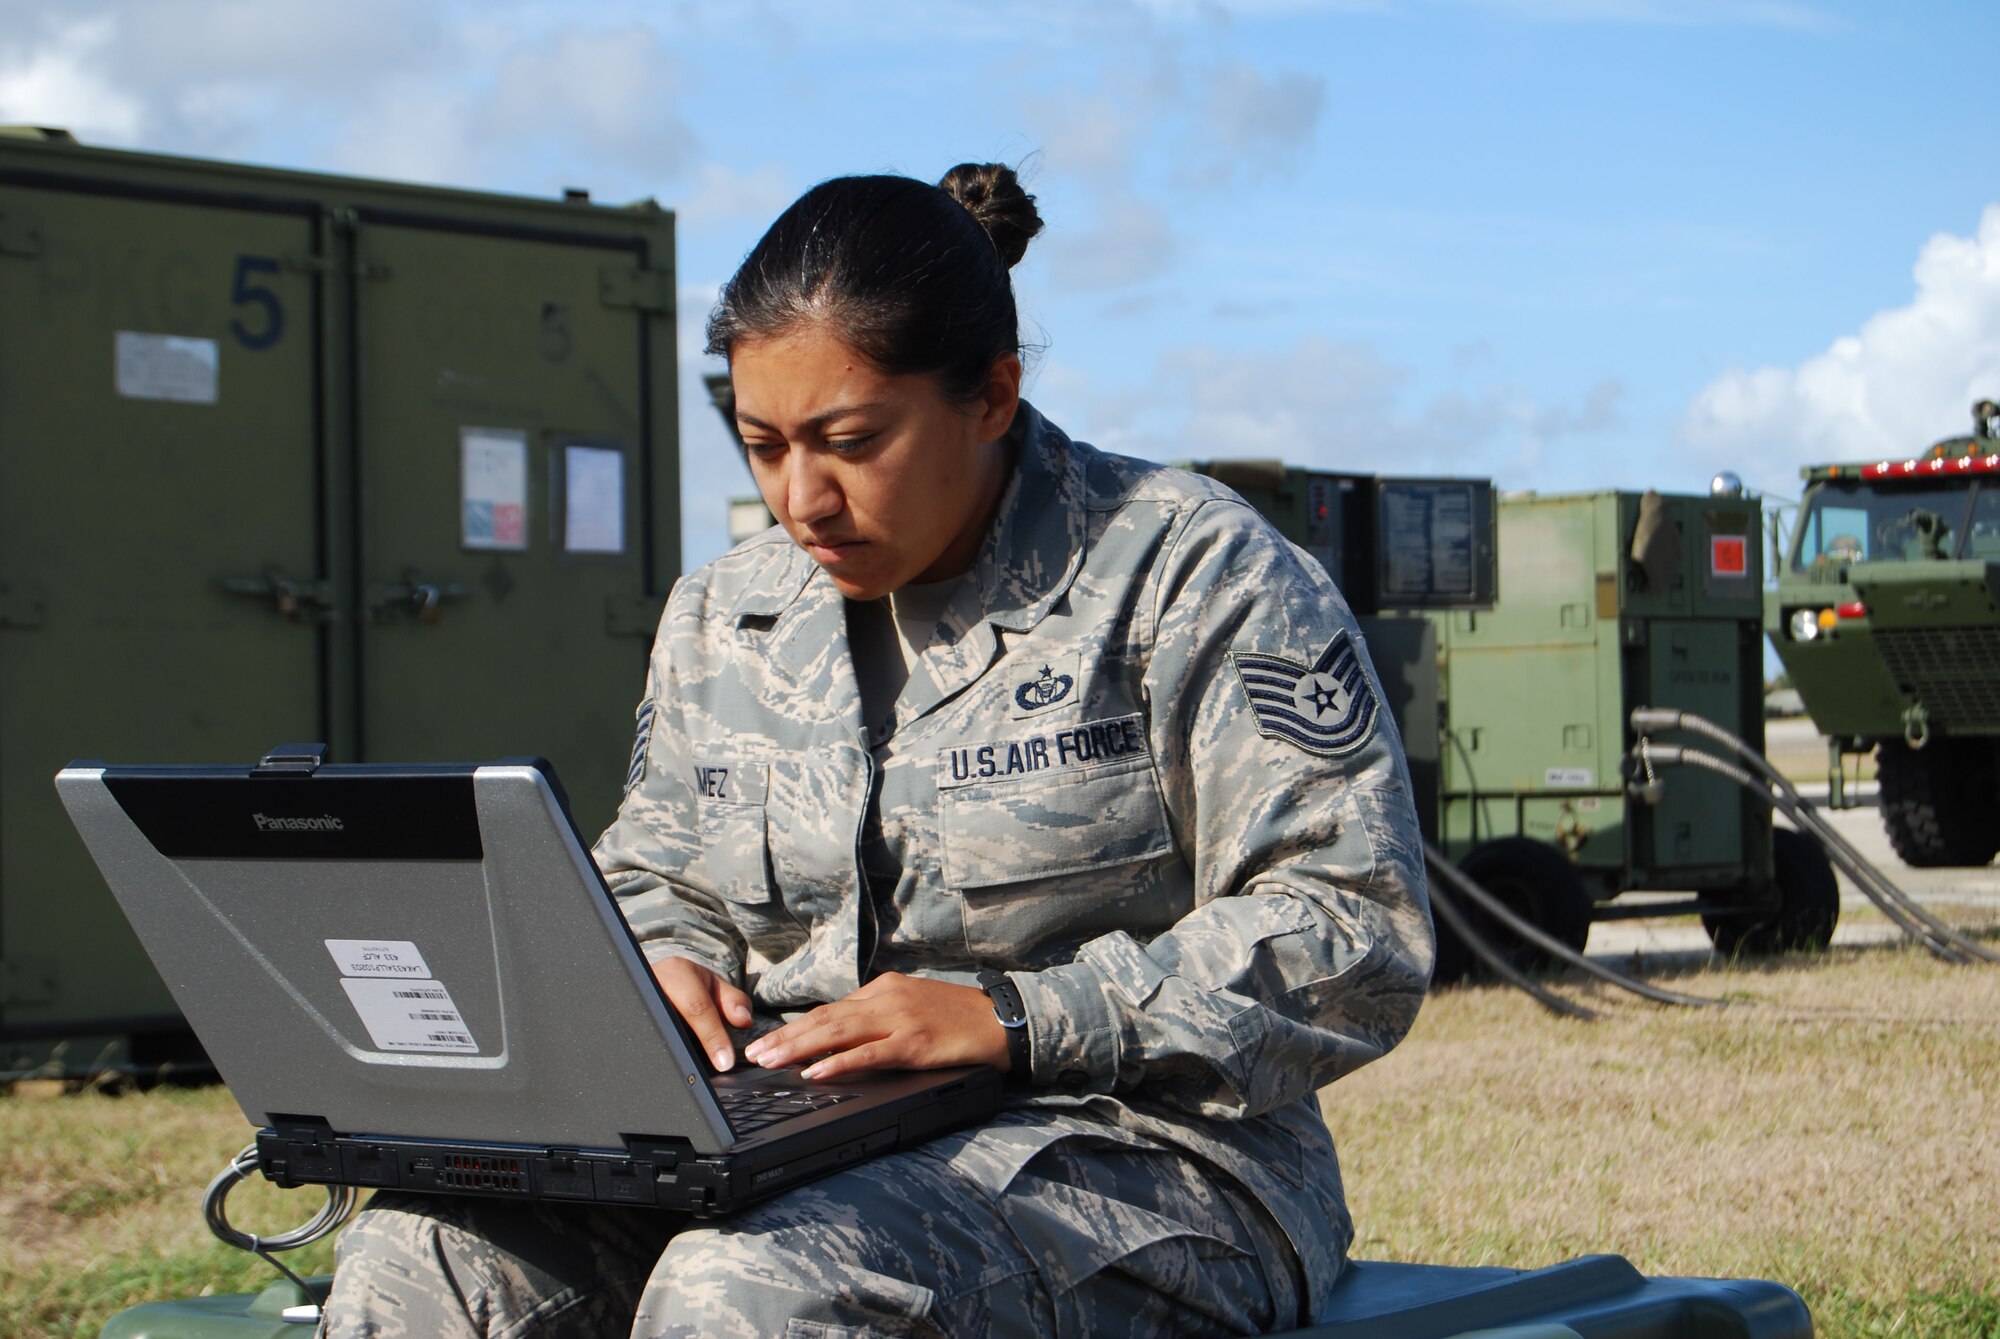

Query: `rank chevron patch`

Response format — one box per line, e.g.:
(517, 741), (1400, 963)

(1230, 629), (1379, 757)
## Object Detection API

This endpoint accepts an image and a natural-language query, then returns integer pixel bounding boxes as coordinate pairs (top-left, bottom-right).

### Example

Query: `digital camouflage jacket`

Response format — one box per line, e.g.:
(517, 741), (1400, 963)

(593, 404), (1433, 1315)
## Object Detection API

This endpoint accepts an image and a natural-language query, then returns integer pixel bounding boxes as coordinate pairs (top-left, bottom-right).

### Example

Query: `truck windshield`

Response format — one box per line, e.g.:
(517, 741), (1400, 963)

(1791, 479), (1988, 570)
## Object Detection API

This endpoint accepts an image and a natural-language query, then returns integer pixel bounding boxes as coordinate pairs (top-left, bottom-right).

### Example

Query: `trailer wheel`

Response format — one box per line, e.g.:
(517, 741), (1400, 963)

(1435, 837), (1593, 983)
(1704, 827), (1839, 956)
(1876, 740), (2000, 868)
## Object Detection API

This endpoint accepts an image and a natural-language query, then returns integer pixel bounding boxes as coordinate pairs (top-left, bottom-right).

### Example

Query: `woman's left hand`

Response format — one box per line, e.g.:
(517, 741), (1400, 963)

(742, 972), (1010, 1081)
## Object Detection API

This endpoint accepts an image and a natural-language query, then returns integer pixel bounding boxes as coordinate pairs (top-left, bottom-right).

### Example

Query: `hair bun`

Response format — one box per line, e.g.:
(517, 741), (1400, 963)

(938, 162), (1043, 269)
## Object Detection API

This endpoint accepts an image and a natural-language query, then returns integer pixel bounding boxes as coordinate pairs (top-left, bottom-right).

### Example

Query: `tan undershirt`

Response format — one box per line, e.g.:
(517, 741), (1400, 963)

(846, 577), (962, 744)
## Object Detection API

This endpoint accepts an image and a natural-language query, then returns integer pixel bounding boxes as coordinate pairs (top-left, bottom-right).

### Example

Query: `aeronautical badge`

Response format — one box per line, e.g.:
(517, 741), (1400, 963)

(624, 698), (656, 794)
(1008, 654), (1081, 719)
(1015, 664), (1073, 711)
(1230, 630), (1379, 757)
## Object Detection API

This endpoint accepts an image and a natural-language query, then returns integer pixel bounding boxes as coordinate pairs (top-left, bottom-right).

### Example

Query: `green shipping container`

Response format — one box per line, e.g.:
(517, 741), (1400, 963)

(0, 130), (679, 1074)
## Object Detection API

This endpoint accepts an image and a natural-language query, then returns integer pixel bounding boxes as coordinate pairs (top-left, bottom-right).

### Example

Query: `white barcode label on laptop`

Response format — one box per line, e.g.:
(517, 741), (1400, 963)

(325, 938), (434, 979)
(339, 977), (479, 1053)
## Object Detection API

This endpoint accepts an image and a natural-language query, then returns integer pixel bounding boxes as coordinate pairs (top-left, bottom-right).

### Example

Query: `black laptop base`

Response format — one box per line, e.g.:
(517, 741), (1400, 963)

(258, 1066), (1002, 1218)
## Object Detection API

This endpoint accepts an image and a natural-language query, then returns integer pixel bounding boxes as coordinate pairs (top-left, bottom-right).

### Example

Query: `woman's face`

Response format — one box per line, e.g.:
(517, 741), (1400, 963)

(729, 323), (1021, 602)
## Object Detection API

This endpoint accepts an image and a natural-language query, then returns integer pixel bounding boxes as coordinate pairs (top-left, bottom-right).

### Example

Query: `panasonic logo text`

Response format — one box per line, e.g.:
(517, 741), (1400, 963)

(252, 813), (347, 833)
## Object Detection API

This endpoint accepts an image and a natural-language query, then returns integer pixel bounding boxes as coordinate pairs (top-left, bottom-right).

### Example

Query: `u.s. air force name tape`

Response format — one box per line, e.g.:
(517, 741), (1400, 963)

(1229, 630), (1379, 757)
(938, 712), (1148, 788)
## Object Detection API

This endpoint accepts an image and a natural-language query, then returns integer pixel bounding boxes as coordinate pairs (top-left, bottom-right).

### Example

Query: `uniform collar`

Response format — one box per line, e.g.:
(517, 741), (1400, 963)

(969, 401), (1088, 635)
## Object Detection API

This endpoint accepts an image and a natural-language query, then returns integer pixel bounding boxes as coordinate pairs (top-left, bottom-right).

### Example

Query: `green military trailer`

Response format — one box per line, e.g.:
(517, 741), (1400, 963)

(1767, 400), (2000, 867)
(1193, 463), (1837, 979)
(0, 129), (679, 1077)
(1426, 486), (1835, 977)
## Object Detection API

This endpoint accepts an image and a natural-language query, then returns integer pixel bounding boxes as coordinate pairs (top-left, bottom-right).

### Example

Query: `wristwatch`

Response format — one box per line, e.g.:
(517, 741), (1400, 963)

(976, 968), (1032, 1086)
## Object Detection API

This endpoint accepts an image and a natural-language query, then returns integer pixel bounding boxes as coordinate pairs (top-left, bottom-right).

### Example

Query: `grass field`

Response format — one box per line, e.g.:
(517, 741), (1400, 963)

(3, 943), (1996, 1338)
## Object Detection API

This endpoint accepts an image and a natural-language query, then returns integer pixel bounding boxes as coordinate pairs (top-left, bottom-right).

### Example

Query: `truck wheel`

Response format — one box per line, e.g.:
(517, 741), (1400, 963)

(1705, 827), (1839, 956)
(1876, 740), (2000, 868)
(1436, 837), (1593, 982)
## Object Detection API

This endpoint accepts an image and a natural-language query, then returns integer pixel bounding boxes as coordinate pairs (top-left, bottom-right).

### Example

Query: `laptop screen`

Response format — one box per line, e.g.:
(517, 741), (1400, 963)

(57, 758), (736, 1155)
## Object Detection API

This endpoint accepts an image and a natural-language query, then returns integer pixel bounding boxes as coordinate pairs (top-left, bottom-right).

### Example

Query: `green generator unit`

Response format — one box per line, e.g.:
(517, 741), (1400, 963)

(0, 129), (680, 1076)
(1189, 464), (1834, 980)
(1426, 487), (1835, 977)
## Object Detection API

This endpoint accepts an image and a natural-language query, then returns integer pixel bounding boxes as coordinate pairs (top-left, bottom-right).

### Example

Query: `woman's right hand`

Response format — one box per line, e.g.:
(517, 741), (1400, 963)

(651, 956), (753, 1071)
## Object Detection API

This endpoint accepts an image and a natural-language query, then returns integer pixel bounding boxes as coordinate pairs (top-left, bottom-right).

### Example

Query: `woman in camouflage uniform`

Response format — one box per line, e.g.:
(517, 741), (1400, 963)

(319, 164), (1433, 1339)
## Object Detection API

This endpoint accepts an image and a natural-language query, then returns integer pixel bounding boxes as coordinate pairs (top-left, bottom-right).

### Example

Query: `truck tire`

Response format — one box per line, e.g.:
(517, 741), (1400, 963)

(1434, 837), (1593, 984)
(1704, 827), (1839, 956)
(1875, 740), (2000, 868)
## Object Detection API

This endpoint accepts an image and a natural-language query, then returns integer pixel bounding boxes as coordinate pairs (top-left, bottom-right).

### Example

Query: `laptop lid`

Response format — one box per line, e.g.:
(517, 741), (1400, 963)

(55, 755), (738, 1156)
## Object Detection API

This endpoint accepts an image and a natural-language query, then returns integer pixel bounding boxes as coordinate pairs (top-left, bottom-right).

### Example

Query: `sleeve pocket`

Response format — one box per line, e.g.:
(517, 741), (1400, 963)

(695, 762), (773, 906)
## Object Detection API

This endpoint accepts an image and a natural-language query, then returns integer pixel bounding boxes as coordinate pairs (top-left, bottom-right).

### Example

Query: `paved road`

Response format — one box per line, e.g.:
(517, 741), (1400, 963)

(1584, 720), (2000, 961)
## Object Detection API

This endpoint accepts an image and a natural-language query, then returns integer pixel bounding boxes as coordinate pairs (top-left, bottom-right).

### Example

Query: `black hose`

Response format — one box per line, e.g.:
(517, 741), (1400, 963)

(1639, 743), (1978, 964)
(1426, 843), (1723, 1009)
(1641, 710), (1997, 963)
(1423, 858), (1597, 1019)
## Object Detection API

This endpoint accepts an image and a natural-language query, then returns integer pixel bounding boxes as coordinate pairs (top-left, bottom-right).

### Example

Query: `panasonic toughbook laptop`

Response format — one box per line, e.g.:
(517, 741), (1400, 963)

(55, 745), (1001, 1217)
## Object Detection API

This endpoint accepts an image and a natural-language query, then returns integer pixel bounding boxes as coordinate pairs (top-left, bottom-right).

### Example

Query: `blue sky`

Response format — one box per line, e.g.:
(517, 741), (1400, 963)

(6, 0), (1998, 566)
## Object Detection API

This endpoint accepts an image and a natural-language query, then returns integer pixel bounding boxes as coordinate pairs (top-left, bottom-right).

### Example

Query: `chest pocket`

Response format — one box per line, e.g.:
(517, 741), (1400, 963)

(942, 753), (1177, 962)
(694, 761), (773, 906)
(940, 753), (1174, 891)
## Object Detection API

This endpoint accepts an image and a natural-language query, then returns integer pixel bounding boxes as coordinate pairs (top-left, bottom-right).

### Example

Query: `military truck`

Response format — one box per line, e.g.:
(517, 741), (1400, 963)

(1768, 400), (2000, 867)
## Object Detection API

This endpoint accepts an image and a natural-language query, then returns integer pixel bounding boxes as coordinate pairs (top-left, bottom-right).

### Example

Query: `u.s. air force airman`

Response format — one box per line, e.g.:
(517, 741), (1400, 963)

(320, 401), (1432, 1338)
(318, 164), (1430, 1339)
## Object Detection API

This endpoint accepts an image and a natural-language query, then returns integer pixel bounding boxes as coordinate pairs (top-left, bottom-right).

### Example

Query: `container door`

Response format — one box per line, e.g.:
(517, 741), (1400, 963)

(1634, 619), (1749, 872)
(348, 218), (663, 837)
(0, 181), (324, 1048)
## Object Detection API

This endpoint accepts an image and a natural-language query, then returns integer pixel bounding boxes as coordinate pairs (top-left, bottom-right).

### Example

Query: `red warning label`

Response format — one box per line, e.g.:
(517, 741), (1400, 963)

(1711, 535), (1748, 577)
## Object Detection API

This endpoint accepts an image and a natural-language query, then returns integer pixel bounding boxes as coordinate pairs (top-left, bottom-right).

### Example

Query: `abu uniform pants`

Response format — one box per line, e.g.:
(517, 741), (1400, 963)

(316, 1129), (1305, 1338)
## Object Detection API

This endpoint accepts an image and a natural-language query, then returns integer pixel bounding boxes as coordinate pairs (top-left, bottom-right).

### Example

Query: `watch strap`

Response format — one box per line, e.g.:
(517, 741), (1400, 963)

(976, 968), (1033, 1086)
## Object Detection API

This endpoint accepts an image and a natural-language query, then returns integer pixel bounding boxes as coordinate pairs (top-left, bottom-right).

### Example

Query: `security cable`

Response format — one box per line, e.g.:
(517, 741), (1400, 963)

(203, 1143), (355, 1301)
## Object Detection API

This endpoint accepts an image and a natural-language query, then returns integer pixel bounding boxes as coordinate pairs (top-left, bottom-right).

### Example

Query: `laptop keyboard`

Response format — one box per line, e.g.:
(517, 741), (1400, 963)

(717, 1086), (863, 1135)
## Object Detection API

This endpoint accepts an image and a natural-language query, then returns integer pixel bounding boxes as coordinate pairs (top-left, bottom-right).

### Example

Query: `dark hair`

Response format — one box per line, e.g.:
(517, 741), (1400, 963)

(705, 163), (1043, 403)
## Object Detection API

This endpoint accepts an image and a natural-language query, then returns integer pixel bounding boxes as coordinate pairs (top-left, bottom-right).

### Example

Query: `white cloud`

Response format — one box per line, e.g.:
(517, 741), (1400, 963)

(1681, 206), (2000, 488)
(1060, 335), (1621, 480)
(1018, 49), (1325, 293)
(0, 15), (142, 141)
(1451, 0), (1840, 28)
(1188, 60), (1324, 182)
(681, 162), (795, 227)
(1047, 194), (1178, 292)
(1023, 89), (1142, 180)
(0, 5), (699, 197)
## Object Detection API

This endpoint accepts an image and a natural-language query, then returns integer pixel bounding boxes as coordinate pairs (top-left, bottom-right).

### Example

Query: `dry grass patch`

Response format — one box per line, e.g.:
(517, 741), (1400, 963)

(0, 1085), (335, 1338)
(1, 946), (1994, 1337)
(1324, 946), (2000, 1336)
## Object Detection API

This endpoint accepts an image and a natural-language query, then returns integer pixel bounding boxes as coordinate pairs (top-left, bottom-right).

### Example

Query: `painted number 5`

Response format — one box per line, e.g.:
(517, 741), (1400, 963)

(230, 255), (284, 350)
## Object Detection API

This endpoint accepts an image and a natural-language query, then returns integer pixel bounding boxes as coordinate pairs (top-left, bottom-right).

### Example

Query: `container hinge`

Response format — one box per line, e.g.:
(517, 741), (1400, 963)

(0, 957), (57, 1007)
(600, 264), (672, 314)
(0, 213), (41, 259)
(0, 582), (46, 629)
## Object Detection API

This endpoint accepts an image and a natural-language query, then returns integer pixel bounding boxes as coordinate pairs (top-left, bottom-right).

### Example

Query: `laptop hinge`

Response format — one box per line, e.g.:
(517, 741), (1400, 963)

(267, 1112), (337, 1142)
(255, 742), (328, 776)
(621, 1133), (693, 1170)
